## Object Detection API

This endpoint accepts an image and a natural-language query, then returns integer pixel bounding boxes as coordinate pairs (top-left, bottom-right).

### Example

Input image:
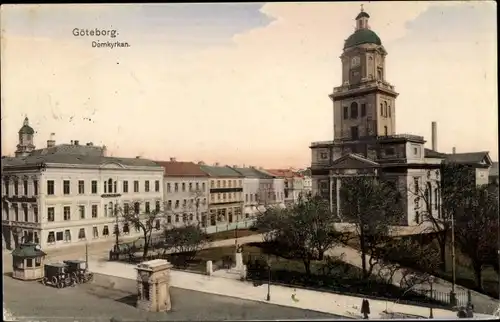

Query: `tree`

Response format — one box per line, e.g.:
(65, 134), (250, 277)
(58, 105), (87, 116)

(411, 163), (474, 269)
(454, 184), (499, 289)
(163, 224), (208, 267)
(121, 201), (163, 260)
(253, 194), (341, 275)
(339, 176), (404, 278)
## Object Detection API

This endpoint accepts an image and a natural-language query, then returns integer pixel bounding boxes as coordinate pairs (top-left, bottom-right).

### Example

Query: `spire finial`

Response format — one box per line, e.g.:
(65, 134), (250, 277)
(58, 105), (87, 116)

(360, 4), (364, 12)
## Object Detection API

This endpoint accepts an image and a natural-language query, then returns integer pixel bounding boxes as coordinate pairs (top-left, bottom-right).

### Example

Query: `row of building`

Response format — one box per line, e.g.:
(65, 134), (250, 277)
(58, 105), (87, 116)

(1, 120), (312, 250)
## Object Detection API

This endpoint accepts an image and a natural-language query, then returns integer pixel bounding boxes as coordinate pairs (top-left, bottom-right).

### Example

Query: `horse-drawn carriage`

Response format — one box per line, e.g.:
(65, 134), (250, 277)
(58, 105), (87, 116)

(63, 260), (93, 284)
(41, 263), (75, 288)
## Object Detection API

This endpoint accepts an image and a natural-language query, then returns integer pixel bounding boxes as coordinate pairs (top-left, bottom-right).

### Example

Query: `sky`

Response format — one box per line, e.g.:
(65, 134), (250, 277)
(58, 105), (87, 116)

(1, 2), (497, 168)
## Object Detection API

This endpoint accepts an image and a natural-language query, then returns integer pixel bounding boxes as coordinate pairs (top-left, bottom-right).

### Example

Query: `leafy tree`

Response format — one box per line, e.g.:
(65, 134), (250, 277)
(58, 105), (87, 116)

(253, 194), (341, 275)
(163, 224), (208, 257)
(339, 176), (404, 278)
(454, 183), (499, 289)
(120, 201), (162, 260)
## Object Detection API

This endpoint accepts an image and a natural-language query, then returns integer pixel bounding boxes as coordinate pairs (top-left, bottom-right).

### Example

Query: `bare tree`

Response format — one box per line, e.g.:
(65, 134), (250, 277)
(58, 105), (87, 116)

(339, 176), (404, 279)
(120, 201), (163, 260)
(454, 184), (499, 289)
(253, 194), (342, 275)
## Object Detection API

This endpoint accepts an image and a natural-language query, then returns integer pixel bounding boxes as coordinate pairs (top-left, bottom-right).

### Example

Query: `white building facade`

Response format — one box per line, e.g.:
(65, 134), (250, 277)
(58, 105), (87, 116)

(157, 160), (209, 228)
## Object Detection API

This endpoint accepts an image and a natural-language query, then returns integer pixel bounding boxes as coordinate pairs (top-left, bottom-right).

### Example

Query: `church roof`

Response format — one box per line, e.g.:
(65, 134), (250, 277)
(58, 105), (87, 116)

(18, 117), (34, 135)
(344, 28), (382, 49)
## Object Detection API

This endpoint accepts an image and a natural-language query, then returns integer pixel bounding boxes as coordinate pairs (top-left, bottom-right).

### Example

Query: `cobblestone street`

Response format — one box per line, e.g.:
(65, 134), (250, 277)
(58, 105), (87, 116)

(3, 274), (343, 321)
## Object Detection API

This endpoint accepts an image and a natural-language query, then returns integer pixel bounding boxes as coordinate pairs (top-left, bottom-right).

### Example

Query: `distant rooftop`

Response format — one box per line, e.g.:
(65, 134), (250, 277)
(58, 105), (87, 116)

(310, 134), (425, 147)
(30, 143), (105, 157)
(156, 160), (208, 177)
(265, 169), (303, 178)
(200, 165), (244, 178)
(232, 167), (275, 179)
(445, 151), (492, 166)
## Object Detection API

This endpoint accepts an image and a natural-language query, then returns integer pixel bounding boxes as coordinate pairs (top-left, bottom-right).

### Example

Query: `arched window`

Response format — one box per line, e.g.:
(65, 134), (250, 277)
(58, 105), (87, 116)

(350, 102), (358, 119)
(107, 178), (113, 193)
(426, 182), (432, 213)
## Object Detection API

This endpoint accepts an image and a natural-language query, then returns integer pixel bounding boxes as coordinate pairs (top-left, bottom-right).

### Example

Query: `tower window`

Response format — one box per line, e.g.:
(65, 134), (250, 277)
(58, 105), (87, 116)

(377, 67), (383, 80)
(380, 103), (383, 116)
(361, 104), (366, 117)
(350, 102), (358, 119)
(343, 106), (348, 119)
(388, 105), (391, 117)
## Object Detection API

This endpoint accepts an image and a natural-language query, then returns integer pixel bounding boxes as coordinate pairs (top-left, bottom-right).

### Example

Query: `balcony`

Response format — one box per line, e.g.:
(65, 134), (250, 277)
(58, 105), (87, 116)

(101, 193), (122, 198)
(332, 80), (396, 95)
(2, 195), (37, 203)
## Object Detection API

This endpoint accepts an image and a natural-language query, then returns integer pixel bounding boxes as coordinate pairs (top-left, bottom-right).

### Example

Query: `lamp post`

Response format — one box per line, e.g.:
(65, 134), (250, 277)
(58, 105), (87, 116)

(266, 256), (271, 301)
(450, 213), (457, 306)
(429, 276), (435, 318)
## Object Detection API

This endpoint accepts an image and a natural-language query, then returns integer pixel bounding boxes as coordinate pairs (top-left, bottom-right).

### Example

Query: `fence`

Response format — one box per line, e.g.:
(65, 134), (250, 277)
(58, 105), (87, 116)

(204, 219), (256, 235)
(413, 288), (468, 307)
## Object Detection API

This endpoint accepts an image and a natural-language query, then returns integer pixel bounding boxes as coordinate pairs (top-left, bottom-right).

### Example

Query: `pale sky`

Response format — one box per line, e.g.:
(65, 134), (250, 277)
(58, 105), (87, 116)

(1, 2), (497, 168)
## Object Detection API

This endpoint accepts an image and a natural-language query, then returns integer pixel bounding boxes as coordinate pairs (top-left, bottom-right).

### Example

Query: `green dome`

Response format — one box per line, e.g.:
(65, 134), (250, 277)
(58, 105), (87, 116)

(344, 29), (382, 49)
(19, 117), (34, 135)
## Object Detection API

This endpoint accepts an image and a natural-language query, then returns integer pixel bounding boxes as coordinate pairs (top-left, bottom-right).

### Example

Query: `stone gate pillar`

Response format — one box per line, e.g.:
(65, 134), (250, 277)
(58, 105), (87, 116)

(136, 259), (173, 312)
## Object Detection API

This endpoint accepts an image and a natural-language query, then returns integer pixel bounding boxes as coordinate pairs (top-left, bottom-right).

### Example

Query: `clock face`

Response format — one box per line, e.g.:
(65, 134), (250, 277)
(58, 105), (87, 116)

(351, 56), (360, 67)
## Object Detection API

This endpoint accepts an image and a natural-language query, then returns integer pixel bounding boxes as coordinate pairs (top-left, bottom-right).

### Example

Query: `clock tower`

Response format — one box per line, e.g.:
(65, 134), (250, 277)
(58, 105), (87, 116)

(330, 6), (399, 142)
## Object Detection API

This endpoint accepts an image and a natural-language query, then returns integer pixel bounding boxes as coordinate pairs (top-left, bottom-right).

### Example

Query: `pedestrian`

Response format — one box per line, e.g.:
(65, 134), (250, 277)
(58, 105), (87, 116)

(291, 289), (299, 302)
(361, 299), (370, 319)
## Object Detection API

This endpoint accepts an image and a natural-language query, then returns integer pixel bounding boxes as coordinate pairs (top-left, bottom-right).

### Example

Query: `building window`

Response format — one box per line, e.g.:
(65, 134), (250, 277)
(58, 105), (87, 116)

(350, 126), (359, 140)
(174, 183), (179, 192)
(155, 180), (160, 192)
(64, 229), (71, 242)
(76, 180), (84, 194)
(47, 232), (56, 244)
(189, 213), (194, 221)
(78, 228), (86, 240)
(23, 205), (28, 222)
(48, 207), (55, 222)
(145, 181), (150, 192)
(167, 200), (172, 210)
(167, 183), (171, 192)
(388, 104), (391, 117)
(155, 201), (160, 213)
(34, 206), (38, 223)
(222, 180), (226, 188)
(114, 181), (117, 193)
(343, 106), (348, 119)
(384, 101), (388, 117)
(103, 225), (109, 236)
(183, 199), (187, 207)
(377, 67), (383, 80)
(167, 216), (172, 224)
(384, 126), (388, 136)
(182, 182), (186, 192)
(217, 180), (221, 188)
(134, 202), (140, 214)
(91, 180), (97, 194)
(113, 224), (119, 236)
(4, 180), (9, 196)
(245, 194), (249, 202)
(211, 181), (215, 188)
(63, 206), (71, 220)
(108, 179), (113, 193)
(92, 226), (99, 238)
(23, 180), (28, 195)
(91, 205), (98, 218)
(361, 103), (366, 117)
(202, 182), (206, 191)
(350, 102), (358, 119)
(63, 180), (70, 195)
(195, 182), (199, 191)
(414, 177), (419, 193)
(175, 200), (179, 209)
(124, 203), (129, 215)
(123, 223), (130, 234)
(134, 181), (139, 193)
(47, 180), (55, 195)
(155, 219), (161, 230)
(103, 181), (107, 193)
(122, 181), (128, 193)
(14, 180), (19, 195)
(79, 205), (85, 219)
(55, 231), (63, 241)
(104, 205), (108, 217)
(380, 103), (384, 116)
(175, 214), (179, 223)
(145, 202), (150, 214)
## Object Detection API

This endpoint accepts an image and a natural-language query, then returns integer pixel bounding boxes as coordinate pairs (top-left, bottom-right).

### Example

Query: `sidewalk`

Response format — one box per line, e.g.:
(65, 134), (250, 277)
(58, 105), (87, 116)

(88, 259), (495, 319)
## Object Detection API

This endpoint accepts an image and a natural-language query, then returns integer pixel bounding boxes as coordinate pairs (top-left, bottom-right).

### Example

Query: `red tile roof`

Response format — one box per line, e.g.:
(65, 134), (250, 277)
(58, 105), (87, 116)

(264, 169), (303, 178)
(155, 161), (208, 177)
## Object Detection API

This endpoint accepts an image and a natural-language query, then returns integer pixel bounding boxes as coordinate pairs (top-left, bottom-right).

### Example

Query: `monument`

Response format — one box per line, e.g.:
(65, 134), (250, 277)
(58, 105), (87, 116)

(135, 259), (173, 312)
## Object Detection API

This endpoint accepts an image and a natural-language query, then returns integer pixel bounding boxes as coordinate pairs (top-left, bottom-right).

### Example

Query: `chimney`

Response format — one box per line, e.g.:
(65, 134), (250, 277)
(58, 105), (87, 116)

(233, 165), (238, 168)
(170, 157), (177, 162)
(86, 142), (94, 146)
(102, 145), (107, 156)
(431, 121), (437, 151)
(74, 140), (80, 146)
(198, 161), (205, 165)
(70, 140), (74, 145)
(214, 162), (220, 166)
(135, 156), (141, 159)
(452, 147), (456, 154)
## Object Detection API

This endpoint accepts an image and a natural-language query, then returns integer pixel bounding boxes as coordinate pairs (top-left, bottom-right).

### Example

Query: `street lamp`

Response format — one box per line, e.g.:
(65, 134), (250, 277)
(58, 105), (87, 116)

(429, 276), (435, 318)
(450, 213), (457, 306)
(266, 256), (271, 301)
